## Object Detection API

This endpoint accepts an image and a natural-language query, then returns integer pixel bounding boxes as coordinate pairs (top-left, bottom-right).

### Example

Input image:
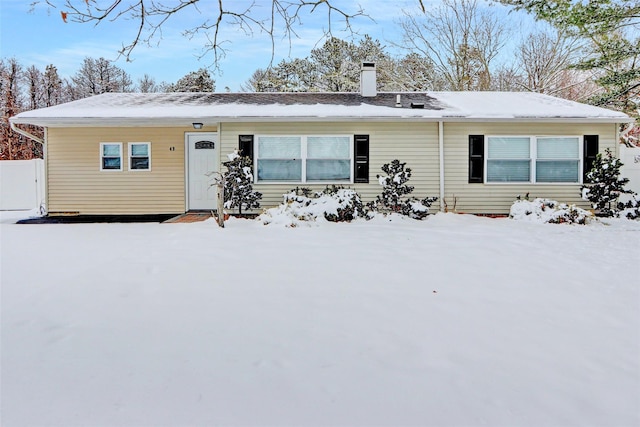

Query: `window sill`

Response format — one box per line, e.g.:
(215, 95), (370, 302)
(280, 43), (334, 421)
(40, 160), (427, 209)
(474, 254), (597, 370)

(256, 180), (353, 185)
(483, 182), (582, 185)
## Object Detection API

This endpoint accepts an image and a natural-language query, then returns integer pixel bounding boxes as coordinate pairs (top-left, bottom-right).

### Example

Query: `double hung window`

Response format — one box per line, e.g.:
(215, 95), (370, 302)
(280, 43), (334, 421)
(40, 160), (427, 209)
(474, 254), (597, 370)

(129, 142), (151, 171)
(256, 135), (352, 183)
(100, 143), (122, 171)
(485, 136), (580, 183)
(535, 137), (579, 183)
(100, 142), (151, 171)
(486, 137), (531, 182)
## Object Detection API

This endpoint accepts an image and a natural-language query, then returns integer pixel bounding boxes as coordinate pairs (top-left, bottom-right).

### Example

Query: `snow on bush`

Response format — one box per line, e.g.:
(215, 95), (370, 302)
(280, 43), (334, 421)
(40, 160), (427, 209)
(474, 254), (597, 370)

(618, 194), (640, 220)
(259, 158), (440, 226)
(368, 159), (437, 220)
(510, 198), (593, 224)
(581, 148), (633, 217)
(222, 150), (262, 215)
(258, 186), (367, 227)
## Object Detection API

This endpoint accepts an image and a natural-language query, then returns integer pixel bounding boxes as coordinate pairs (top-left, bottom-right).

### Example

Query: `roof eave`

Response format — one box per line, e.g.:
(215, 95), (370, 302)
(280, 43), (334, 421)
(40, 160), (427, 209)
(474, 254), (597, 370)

(10, 115), (632, 127)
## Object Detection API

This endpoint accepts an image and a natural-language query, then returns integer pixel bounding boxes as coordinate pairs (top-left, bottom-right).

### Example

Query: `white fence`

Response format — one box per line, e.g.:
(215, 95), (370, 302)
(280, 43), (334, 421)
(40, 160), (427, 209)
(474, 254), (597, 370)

(620, 145), (640, 201)
(0, 159), (45, 211)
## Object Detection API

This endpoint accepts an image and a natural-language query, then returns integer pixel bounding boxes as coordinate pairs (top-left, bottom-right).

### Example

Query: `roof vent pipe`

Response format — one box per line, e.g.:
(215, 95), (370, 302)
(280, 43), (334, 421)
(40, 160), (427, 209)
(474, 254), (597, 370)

(360, 62), (377, 97)
(395, 94), (402, 108)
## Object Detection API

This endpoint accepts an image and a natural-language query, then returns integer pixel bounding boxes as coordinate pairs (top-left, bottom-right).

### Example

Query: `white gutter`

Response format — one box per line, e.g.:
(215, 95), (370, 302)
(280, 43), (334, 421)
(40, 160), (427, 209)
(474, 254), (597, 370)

(10, 121), (45, 145)
(438, 121), (445, 212)
(9, 115), (633, 128)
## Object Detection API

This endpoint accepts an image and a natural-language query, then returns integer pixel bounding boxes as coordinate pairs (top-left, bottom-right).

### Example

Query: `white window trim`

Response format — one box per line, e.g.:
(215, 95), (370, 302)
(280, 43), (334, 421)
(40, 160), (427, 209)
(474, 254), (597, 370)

(128, 142), (152, 172)
(100, 142), (123, 172)
(255, 135), (354, 184)
(484, 135), (583, 185)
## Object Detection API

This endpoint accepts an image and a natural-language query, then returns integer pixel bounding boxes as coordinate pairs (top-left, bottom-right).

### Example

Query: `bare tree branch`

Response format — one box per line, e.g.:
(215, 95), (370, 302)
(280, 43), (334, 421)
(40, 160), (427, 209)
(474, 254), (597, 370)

(35, 0), (369, 70)
(398, 0), (508, 91)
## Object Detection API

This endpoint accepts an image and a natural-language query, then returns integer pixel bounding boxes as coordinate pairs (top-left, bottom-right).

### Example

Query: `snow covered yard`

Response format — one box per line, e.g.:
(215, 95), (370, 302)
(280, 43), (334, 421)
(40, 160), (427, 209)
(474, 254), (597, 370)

(1, 212), (639, 427)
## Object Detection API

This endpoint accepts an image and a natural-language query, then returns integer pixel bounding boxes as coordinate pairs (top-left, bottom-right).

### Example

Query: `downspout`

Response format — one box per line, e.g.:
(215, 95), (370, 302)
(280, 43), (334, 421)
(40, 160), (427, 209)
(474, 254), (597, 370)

(10, 121), (45, 146)
(42, 128), (48, 214)
(438, 121), (445, 212)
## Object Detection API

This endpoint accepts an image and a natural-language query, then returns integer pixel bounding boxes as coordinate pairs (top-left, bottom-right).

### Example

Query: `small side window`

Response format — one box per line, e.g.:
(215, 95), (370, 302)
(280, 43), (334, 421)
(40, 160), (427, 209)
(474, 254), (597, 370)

(354, 134), (369, 183)
(100, 143), (122, 171)
(239, 135), (254, 160)
(583, 135), (599, 181)
(129, 142), (151, 171)
(468, 135), (484, 183)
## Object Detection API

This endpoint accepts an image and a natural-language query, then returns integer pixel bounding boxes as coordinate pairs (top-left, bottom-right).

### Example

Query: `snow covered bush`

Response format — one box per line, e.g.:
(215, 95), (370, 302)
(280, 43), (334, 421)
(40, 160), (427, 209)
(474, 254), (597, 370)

(581, 149), (633, 217)
(318, 185), (367, 222)
(368, 159), (437, 219)
(617, 195), (640, 220)
(510, 198), (593, 225)
(259, 186), (366, 226)
(222, 150), (262, 215)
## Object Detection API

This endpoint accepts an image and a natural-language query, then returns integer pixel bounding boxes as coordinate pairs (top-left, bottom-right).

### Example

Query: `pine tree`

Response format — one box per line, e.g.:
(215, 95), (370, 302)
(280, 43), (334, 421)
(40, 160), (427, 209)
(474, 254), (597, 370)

(166, 68), (215, 92)
(43, 65), (63, 107)
(581, 148), (633, 216)
(222, 150), (262, 215)
(71, 57), (133, 98)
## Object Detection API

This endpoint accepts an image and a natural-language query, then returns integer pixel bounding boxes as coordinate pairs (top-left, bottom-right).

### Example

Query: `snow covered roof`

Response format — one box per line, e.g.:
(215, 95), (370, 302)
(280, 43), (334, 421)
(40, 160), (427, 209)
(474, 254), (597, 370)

(10, 91), (631, 127)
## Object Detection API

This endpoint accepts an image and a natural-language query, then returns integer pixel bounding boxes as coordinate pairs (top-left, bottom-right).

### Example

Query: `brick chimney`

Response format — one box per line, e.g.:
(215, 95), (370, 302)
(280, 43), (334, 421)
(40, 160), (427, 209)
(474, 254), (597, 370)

(360, 62), (377, 97)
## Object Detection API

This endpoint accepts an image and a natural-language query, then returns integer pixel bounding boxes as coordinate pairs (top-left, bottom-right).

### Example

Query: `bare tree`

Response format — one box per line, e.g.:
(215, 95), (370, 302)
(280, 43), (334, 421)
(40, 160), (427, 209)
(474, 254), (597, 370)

(517, 30), (580, 93)
(399, 0), (508, 90)
(137, 74), (160, 93)
(240, 68), (274, 92)
(1, 59), (22, 160)
(35, 0), (368, 69)
(0, 59), (42, 160)
(489, 65), (523, 91)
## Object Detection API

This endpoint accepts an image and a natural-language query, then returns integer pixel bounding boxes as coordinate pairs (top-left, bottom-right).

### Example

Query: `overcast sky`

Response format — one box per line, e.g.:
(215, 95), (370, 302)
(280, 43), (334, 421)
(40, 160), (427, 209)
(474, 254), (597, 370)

(0, 0), (535, 91)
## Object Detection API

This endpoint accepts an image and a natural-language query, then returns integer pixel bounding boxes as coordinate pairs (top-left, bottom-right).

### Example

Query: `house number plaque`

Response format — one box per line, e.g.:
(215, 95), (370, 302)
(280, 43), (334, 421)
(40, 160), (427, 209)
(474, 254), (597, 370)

(195, 141), (215, 149)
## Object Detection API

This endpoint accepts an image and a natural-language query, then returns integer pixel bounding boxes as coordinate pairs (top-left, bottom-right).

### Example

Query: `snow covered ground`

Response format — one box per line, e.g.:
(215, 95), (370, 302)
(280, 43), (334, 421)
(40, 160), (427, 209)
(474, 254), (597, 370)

(1, 211), (639, 426)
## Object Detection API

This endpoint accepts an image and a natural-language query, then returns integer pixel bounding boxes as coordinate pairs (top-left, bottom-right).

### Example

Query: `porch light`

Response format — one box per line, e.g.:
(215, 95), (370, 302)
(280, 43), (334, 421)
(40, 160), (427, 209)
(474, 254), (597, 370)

(192, 122), (203, 129)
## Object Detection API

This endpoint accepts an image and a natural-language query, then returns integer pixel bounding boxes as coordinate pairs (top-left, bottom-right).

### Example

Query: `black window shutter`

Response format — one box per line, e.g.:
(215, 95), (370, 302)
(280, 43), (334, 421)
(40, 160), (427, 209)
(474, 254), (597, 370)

(239, 135), (254, 160)
(354, 135), (369, 183)
(469, 135), (484, 183)
(583, 135), (599, 181)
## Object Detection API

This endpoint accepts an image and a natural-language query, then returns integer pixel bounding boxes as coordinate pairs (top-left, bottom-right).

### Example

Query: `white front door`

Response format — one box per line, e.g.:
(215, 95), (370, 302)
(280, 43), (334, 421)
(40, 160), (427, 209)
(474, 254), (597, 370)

(186, 132), (218, 210)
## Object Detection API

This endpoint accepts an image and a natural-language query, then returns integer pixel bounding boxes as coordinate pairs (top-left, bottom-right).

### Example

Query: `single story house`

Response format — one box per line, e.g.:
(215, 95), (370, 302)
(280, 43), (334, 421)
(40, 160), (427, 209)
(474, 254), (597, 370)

(10, 64), (632, 216)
